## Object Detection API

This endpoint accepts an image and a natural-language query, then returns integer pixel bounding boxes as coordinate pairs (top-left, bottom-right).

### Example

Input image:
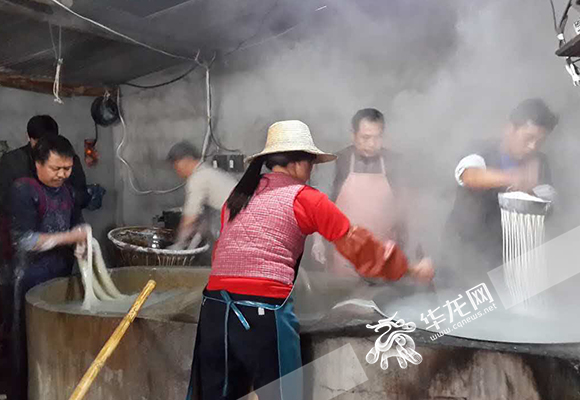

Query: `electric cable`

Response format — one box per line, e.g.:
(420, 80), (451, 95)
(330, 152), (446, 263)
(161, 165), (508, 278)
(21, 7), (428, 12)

(115, 55), (229, 194)
(204, 56), (240, 154)
(47, 0), (313, 176)
(48, 22), (59, 59)
(223, 0), (281, 58)
(547, 0), (580, 86)
(114, 51), (223, 194)
(48, 0), (327, 68)
(196, 53), (241, 158)
(225, 5), (328, 57)
(549, 0), (558, 33)
(559, 0), (573, 34)
(116, 88), (185, 195)
(123, 64), (198, 89)
(48, 0), (198, 61)
(200, 66), (212, 161)
(548, 0), (572, 46)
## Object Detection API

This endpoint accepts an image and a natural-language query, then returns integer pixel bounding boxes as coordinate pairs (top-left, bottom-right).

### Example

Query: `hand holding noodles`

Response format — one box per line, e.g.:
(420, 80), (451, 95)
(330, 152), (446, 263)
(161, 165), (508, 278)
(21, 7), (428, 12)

(75, 225), (127, 310)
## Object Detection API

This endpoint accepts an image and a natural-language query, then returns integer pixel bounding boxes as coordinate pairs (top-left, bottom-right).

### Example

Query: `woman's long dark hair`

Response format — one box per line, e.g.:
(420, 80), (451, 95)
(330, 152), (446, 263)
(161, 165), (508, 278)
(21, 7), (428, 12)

(226, 151), (316, 221)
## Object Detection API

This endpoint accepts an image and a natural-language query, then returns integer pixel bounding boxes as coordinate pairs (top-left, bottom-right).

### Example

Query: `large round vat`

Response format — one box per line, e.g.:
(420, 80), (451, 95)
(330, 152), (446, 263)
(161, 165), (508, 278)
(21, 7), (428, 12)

(26, 268), (580, 400)
(295, 271), (580, 399)
(108, 227), (209, 267)
(26, 267), (210, 400)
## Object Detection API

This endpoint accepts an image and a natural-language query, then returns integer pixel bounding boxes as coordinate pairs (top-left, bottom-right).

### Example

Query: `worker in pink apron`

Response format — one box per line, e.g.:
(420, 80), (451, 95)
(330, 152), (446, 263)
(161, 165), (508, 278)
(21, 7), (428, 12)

(312, 108), (429, 276)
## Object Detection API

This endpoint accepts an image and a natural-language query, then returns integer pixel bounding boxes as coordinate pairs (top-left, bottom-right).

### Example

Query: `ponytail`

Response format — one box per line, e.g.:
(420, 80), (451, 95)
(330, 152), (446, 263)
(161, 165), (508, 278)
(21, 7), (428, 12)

(226, 157), (264, 221)
(226, 151), (316, 222)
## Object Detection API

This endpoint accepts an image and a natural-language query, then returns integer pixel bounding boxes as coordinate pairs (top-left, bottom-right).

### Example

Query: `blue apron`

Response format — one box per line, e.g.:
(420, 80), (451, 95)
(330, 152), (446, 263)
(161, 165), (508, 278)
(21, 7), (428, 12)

(186, 289), (303, 400)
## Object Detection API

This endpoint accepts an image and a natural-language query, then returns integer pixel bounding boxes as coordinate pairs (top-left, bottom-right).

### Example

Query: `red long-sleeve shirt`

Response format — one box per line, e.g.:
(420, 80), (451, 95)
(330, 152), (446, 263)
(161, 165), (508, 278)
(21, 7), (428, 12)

(206, 186), (350, 297)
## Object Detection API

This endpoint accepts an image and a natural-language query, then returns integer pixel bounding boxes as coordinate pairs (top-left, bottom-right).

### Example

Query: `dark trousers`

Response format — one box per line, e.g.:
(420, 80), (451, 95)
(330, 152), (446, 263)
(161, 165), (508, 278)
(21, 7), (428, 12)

(10, 256), (71, 400)
(0, 274), (13, 398)
(187, 290), (302, 400)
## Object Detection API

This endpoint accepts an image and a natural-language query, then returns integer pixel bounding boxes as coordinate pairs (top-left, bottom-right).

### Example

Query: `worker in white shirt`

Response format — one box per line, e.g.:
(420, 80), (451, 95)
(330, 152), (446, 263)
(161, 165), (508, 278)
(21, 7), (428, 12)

(167, 141), (237, 250)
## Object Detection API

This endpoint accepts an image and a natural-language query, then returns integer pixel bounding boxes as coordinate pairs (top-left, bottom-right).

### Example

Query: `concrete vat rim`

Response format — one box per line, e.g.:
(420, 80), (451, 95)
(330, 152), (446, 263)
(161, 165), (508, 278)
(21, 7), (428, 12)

(25, 265), (212, 317)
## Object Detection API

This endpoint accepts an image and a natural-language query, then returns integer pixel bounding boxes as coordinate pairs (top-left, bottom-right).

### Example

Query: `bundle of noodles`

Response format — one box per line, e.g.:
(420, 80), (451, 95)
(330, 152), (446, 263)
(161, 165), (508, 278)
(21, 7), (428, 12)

(498, 191), (551, 309)
(75, 226), (127, 310)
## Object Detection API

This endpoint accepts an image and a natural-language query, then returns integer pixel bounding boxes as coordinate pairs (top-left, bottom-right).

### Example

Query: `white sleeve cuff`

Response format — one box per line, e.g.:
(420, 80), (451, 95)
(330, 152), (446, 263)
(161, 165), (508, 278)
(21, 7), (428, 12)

(455, 154), (486, 186)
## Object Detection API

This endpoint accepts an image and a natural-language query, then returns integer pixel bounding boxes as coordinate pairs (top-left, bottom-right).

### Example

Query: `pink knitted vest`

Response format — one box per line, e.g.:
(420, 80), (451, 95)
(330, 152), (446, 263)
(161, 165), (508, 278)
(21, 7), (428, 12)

(211, 173), (306, 285)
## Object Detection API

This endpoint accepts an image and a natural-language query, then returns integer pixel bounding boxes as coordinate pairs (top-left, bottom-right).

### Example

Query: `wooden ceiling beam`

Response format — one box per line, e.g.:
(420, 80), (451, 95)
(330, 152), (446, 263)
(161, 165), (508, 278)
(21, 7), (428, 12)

(0, 71), (115, 97)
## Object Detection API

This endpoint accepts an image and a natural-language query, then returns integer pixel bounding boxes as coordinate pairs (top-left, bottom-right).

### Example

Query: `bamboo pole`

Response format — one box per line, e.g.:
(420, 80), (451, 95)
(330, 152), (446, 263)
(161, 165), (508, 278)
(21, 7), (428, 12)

(67, 280), (157, 400)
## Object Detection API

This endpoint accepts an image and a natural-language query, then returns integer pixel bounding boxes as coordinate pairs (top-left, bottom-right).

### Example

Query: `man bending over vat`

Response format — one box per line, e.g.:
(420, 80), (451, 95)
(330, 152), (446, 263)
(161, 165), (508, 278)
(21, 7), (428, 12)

(167, 141), (237, 250)
(442, 98), (558, 287)
(7, 135), (88, 400)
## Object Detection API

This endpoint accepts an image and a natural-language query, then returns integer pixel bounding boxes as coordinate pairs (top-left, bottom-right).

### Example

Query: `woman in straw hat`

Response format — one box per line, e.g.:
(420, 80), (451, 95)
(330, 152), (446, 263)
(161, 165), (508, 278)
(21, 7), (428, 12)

(186, 120), (434, 400)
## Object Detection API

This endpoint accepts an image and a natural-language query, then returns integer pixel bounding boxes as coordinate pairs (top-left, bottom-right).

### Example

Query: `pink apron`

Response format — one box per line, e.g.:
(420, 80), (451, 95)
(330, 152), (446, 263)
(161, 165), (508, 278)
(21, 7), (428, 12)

(331, 154), (397, 276)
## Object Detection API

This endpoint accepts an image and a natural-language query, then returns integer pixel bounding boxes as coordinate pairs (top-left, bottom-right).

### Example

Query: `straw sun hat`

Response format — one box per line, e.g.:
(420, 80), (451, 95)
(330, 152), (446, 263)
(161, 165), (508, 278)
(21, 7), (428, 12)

(245, 120), (336, 164)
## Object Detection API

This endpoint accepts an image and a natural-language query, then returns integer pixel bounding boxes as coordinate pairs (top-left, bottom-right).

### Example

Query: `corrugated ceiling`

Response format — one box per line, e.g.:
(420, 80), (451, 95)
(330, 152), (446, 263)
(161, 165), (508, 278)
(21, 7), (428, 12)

(0, 0), (324, 86)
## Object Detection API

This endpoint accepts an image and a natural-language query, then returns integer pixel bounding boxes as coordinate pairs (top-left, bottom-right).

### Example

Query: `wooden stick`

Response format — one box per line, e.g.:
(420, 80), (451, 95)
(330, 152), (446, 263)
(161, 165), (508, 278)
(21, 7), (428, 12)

(68, 280), (157, 400)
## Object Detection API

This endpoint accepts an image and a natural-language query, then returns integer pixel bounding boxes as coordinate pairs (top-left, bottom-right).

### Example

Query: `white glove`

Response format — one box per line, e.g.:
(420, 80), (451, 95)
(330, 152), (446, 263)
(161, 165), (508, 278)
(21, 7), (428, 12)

(311, 234), (326, 264)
